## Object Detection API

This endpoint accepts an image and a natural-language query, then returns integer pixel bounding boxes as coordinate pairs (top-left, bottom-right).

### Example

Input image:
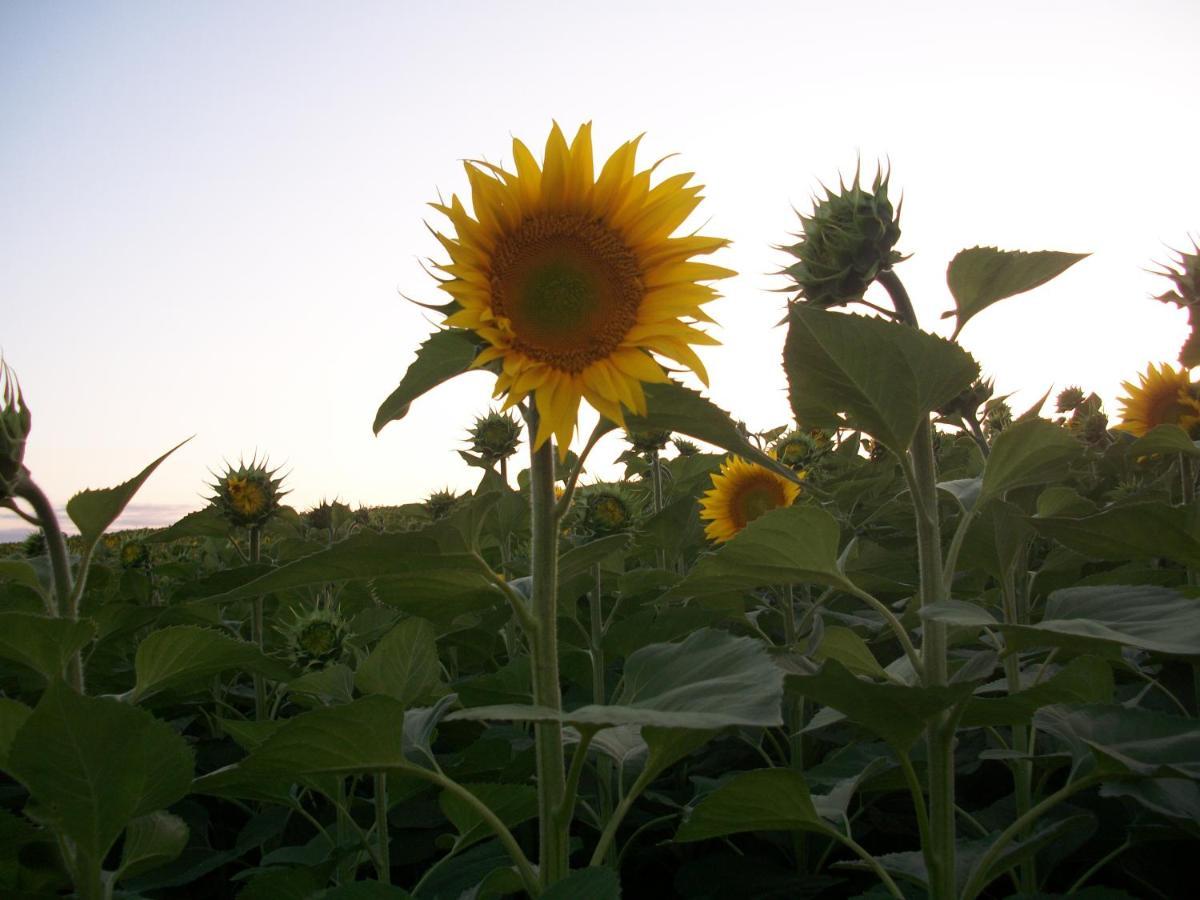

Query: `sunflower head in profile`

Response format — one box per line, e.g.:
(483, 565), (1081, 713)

(699, 456), (803, 544)
(431, 123), (733, 459)
(1116, 362), (1200, 437)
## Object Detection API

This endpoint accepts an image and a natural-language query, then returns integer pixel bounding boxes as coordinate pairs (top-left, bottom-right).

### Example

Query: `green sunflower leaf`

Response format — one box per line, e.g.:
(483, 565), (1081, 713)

(373, 328), (481, 435)
(784, 306), (979, 454)
(1031, 502), (1200, 570)
(5, 682), (194, 863)
(0, 612), (95, 682)
(675, 768), (826, 842)
(944, 246), (1089, 335)
(65, 438), (191, 547)
(664, 504), (854, 600)
(625, 380), (796, 479)
(129, 625), (293, 703)
(978, 418), (1082, 503)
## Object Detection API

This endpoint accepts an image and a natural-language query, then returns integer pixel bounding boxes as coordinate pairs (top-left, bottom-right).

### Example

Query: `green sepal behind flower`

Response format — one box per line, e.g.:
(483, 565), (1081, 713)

(209, 457), (287, 529)
(781, 165), (904, 308)
(625, 428), (673, 456)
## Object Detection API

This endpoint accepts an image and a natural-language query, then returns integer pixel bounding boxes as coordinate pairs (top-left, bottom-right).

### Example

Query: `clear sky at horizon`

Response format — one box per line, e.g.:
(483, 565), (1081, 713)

(3, 0), (1198, 539)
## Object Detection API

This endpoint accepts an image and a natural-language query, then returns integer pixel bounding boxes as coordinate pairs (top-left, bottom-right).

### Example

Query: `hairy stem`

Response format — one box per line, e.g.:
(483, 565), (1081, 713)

(249, 526), (267, 721)
(529, 420), (569, 885)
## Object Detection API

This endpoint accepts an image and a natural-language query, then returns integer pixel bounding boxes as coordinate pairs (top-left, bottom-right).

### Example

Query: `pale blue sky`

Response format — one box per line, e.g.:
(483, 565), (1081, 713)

(3, 0), (1198, 539)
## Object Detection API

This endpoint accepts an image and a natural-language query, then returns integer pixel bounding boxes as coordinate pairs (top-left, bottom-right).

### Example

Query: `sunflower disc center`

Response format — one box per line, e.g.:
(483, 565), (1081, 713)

(490, 215), (642, 373)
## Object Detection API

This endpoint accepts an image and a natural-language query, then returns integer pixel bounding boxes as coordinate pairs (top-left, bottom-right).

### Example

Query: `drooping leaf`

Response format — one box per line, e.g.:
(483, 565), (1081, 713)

(1035, 703), (1200, 779)
(625, 380), (795, 479)
(790, 660), (974, 750)
(665, 505), (854, 601)
(130, 625), (292, 703)
(450, 628), (783, 730)
(115, 811), (189, 882)
(918, 601), (999, 629)
(373, 328), (480, 434)
(1002, 585), (1200, 658)
(355, 617), (443, 706)
(960, 657), (1113, 727)
(0, 612), (95, 682)
(676, 768), (826, 842)
(5, 682), (194, 862)
(945, 246), (1088, 334)
(1033, 502), (1200, 569)
(66, 438), (190, 546)
(784, 305), (978, 453)
(978, 418), (1081, 503)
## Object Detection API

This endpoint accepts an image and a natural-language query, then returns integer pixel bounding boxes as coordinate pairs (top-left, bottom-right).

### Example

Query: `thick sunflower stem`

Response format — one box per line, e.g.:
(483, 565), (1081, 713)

(881, 268), (956, 900)
(650, 449), (666, 569)
(374, 772), (390, 884)
(14, 474), (84, 692)
(1001, 569), (1035, 893)
(529, 425), (569, 885)
(249, 526), (267, 722)
(781, 584), (809, 872)
(589, 564), (615, 860)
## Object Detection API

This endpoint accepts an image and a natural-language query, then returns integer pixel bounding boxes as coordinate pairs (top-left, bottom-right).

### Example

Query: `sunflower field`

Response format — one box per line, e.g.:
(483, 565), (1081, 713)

(2, 124), (1200, 900)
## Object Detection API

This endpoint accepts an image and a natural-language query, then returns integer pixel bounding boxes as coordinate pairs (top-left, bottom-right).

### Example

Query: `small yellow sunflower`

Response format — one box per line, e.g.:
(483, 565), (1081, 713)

(227, 476), (267, 519)
(699, 457), (803, 543)
(1115, 362), (1200, 436)
(431, 123), (733, 458)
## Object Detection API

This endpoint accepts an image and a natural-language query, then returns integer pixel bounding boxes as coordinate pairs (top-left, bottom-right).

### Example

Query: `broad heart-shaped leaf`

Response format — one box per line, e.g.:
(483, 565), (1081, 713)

(0, 558), (47, 595)
(439, 782), (537, 852)
(944, 246), (1089, 334)
(0, 612), (95, 682)
(1128, 424), (1200, 460)
(355, 617), (443, 706)
(1035, 703), (1200, 779)
(197, 529), (495, 604)
(1001, 585), (1200, 658)
(5, 682), (193, 862)
(960, 656), (1113, 728)
(812, 625), (887, 679)
(979, 418), (1081, 503)
(558, 534), (632, 583)
(130, 625), (293, 703)
(1031, 501), (1200, 570)
(540, 867), (621, 900)
(65, 438), (190, 546)
(789, 660), (974, 750)
(230, 695), (410, 777)
(373, 328), (480, 434)
(115, 811), (189, 883)
(784, 305), (978, 453)
(624, 380), (795, 479)
(664, 505), (854, 601)
(449, 628), (783, 730)
(676, 768), (826, 842)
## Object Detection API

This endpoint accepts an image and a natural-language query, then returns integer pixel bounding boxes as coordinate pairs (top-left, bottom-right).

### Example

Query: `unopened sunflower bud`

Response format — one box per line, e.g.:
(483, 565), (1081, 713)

(424, 488), (459, 520)
(1, 361), (31, 496)
(626, 428), (672, 455)
(579, 484), (639, 536)
(782, 165), (904, 308)
(468, 410), (522, 465)
(1056, 386), (1086, 413)
(938, 378), (995, 420)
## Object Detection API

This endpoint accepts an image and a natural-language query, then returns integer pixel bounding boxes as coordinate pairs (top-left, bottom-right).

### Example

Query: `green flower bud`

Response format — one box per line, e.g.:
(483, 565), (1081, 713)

(424, 488), (459, 520)
(1, 360), (31, 497)
(281, 607), (349, 670)
(578, 484), (640, 536)
(782, 165), (904, 308)
(468, 410), (523, 464)
(625, 428), (672, 455)
(1056, 386), (1086, 413)
(672, 438), (701, 457)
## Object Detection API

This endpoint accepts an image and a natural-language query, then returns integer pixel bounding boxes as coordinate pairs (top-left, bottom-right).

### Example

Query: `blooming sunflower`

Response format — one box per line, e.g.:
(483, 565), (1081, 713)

(1115, 362), (1200, 436)
(699, 456), (803, 543)
(431, 123), (733, 458)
